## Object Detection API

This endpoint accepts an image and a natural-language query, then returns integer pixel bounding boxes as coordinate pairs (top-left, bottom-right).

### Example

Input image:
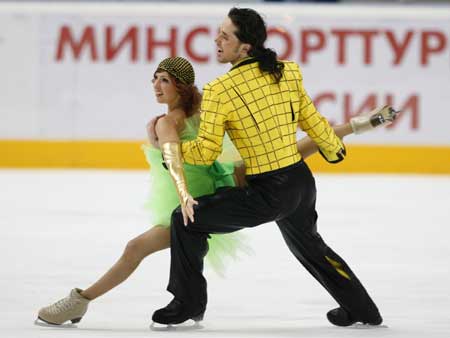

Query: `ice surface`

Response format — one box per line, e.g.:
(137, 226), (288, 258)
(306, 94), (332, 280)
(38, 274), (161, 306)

(1, 169), (449, 338)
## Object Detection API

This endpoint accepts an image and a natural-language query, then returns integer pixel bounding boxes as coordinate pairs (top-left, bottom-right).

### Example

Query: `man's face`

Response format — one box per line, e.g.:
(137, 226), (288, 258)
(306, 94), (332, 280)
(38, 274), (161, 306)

(215, 17), (249, 65)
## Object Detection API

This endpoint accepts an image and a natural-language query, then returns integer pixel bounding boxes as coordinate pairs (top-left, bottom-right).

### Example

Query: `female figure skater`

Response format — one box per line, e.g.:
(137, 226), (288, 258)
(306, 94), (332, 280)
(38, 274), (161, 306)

(35, 56), (397, 327)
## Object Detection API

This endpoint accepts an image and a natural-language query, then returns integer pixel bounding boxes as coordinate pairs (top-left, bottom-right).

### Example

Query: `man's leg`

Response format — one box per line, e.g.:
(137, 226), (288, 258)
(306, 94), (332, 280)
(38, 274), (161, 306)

(276, 166), (381, 325)
(153, 185), (287, 324)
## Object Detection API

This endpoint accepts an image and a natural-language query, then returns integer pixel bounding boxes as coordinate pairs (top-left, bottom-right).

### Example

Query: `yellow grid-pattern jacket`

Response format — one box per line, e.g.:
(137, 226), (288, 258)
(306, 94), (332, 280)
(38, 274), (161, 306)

(182, 58), (345, 175)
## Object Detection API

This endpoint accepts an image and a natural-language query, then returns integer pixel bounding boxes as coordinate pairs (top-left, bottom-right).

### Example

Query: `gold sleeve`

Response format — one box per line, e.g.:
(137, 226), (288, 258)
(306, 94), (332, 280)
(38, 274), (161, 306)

(161, 142), (190, 208)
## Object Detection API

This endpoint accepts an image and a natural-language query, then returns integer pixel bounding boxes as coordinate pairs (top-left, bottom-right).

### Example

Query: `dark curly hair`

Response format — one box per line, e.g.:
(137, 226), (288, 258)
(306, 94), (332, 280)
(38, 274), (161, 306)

(174, 79), (202, 118)
(228, 7), (284, 83)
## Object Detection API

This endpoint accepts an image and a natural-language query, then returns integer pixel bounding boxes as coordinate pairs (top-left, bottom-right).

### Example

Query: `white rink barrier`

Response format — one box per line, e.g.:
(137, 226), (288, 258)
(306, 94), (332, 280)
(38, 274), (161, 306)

(1, 2), (449, 173)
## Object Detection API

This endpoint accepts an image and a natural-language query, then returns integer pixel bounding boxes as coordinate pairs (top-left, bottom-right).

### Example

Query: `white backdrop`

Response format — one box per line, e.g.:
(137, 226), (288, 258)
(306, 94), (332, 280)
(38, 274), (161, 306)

(1, 2), (449, 145)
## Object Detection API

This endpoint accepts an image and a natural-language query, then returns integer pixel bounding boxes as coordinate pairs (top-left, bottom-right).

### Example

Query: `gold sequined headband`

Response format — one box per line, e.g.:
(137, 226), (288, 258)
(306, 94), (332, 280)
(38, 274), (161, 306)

(156, 56), (195, 85)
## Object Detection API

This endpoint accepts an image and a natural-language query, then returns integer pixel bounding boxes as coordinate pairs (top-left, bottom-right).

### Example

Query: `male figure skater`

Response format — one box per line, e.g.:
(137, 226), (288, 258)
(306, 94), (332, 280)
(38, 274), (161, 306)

(152, 7), (383, 327)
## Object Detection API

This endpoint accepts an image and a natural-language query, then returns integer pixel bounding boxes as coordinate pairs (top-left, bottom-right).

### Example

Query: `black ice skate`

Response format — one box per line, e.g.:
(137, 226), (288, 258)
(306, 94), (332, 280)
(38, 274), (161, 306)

(150, 298), (205, 330)
(327, 307), (383, 327)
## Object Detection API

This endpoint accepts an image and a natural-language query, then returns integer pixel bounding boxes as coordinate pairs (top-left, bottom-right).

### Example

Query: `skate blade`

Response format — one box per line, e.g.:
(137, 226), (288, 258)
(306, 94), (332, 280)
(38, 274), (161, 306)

(34, 318), (78, 329)
(351, 323), (389, 329)
(150, 320), (203, 331)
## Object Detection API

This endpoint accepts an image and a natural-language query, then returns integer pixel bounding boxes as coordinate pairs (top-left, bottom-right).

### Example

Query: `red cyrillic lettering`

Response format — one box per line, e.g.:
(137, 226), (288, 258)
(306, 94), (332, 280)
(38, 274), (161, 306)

(268, 27), (293, 60)
(385, 30), (414, 65)
(331, 30), (353, 65)
(358, 30), (379, 65)
(146, 27), (177, 61)
(343, 93), (377, 121)
(313, 92), (337, 108)
(185, 27), (210, 63)
(56, 26), (98, 61)
(421, 31), (446, 65)
(313, 92), (337, 124)
(300, 29), (326, 64)
(105, 26), (138, 62)
(385, 94), (419, 129)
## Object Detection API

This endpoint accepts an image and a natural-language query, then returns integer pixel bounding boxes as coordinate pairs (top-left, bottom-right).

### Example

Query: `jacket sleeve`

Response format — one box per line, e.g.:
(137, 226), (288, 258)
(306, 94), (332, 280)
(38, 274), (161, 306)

(294, 64), (346, 163)
(181, 83), (228, 165)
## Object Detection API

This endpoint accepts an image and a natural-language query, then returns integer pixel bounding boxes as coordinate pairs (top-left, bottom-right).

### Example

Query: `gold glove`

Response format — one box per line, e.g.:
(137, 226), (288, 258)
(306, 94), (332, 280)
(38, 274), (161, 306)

(350, 106), (399, 134)
(161, 142), (190, 208)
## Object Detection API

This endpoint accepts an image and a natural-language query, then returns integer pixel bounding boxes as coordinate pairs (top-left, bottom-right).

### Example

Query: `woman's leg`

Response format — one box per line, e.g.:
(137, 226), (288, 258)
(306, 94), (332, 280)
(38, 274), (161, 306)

(37, 225), (171, 325)
(81, 225), (170, 300)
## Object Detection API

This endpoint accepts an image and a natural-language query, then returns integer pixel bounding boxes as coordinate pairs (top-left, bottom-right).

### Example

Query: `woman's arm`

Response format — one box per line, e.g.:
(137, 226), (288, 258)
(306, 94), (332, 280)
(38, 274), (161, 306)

(155, 116), (197, 225)
(297, 123), (353, 160)
(146, 114), (166, 148)
(155, 115), (180, 145)
(233, 106), (399, 186)
(231, 123), (352, 187)
(297, 106), (399, 159)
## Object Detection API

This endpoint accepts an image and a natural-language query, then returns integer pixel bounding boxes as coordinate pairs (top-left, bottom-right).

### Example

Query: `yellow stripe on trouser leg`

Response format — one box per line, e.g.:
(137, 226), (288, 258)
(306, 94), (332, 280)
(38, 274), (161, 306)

(325, 256), (351, 280)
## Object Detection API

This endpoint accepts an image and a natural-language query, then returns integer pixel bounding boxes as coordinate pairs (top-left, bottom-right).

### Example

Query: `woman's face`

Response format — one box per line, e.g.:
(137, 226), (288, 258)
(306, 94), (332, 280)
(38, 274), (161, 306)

(152, 71), (180, 107)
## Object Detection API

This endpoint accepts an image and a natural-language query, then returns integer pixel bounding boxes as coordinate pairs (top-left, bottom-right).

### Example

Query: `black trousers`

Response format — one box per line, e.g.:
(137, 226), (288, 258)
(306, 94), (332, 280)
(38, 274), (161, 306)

(167, 160), (380, 321)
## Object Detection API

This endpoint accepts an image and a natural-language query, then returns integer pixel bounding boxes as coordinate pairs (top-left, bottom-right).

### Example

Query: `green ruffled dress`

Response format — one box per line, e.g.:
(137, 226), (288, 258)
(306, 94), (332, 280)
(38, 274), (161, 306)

(142, 114), (251, 276)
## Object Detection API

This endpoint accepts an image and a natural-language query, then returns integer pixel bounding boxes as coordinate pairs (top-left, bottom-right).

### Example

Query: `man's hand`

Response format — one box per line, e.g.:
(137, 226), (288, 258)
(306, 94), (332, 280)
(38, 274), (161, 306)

(146, 114), (165, 148)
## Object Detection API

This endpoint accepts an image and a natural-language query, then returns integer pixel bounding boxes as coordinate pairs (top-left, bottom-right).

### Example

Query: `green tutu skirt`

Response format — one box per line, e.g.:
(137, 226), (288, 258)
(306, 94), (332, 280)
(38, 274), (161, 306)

(142, 144), (251, 276)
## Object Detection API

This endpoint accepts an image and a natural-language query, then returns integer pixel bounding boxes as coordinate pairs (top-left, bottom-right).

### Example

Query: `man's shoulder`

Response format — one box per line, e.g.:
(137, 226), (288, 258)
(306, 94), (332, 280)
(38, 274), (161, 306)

(203, 60), (302, 91)
(205, 76), (225, 89)
(280, 60), (301, 71)
(203, 72), (233, 94)
(279, 60), (303, 80)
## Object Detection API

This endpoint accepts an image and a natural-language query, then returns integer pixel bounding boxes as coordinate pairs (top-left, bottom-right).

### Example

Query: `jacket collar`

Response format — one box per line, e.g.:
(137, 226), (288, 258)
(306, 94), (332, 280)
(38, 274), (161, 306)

(230, 57), (258, 71)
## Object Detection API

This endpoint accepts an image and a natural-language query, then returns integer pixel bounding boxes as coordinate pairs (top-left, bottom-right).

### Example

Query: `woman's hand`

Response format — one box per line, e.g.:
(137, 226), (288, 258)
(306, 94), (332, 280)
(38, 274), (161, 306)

(146, 114), (165, 148)
(233, 161), (247, 187)
(182, 195), (199, 226)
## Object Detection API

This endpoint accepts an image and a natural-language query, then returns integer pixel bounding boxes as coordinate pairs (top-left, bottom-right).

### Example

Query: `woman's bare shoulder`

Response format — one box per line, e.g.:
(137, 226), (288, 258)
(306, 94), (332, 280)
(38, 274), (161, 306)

(155, 114), (186, 135)
(155, 115), (177, 129)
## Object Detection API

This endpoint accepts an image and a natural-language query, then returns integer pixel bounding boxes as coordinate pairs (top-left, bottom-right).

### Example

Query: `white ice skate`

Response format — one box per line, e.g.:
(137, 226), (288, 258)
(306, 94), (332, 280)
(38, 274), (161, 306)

(35, 288), (90, 327)
(350, 106), (400, 134)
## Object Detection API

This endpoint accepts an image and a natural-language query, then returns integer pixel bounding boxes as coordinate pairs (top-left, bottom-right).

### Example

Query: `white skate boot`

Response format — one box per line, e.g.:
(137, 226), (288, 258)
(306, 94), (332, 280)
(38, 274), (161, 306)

(350, 106), (399, 134)
(35, 288), (90, 327)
